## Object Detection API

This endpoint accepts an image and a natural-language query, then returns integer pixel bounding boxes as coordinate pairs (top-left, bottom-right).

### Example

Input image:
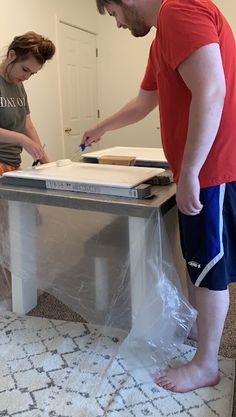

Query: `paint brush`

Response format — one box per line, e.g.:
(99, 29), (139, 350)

(80, 144), (86, 152)
(72, 143), (87, 161)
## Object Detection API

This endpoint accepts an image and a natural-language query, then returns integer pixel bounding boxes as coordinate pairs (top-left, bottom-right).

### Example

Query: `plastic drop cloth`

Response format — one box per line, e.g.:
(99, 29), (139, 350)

(0, 196), (197, 401)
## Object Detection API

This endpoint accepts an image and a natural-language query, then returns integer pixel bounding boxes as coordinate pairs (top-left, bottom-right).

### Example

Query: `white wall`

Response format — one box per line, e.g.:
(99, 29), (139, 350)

(214, 0), (236, 34)
(0, 0), (97, 166)
(96, 15), (161, 149)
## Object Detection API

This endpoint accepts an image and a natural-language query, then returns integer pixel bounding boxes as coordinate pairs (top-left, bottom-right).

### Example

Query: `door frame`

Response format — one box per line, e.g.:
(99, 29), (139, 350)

(55, 15), (99, 158)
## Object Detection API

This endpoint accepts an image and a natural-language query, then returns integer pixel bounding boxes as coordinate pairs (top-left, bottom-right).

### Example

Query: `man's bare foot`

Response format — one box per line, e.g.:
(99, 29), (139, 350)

(154, 361), (220, 393)
(188, 329), (198, 342)
(188, 322), (198, 342)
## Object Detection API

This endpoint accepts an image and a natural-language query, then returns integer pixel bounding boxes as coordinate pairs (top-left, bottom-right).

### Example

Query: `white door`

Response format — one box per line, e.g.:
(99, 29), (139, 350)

(58, 22), (99, 160)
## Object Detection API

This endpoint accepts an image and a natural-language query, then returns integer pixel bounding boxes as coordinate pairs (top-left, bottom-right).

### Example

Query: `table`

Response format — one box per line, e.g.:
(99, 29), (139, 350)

(82, 146), (168, 168)
(0, 181), (182, 322)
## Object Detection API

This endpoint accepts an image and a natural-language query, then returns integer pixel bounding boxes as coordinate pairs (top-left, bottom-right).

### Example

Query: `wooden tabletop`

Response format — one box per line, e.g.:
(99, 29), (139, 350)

(0, 180), (176, 218)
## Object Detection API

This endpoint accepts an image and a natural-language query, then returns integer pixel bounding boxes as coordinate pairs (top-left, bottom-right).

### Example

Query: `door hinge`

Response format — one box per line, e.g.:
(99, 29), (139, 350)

(96, 48), (98, 58)
(97, 109), (100, 118)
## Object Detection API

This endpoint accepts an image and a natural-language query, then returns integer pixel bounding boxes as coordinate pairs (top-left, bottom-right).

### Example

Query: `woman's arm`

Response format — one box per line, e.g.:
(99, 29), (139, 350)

(24, 114), (49, 163)
(0, 126), (45, 161)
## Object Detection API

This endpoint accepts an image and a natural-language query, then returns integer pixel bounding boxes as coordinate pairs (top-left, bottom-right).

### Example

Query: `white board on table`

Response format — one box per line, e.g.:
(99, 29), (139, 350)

(83, 146), (167, 164)
(3, 162), (164, 189)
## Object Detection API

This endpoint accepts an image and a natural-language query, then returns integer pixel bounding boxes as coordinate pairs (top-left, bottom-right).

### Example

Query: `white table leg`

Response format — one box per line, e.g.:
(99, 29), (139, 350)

(8, 201), (38, 314)
(163, 206), (186, 294)
(94, 256), (109, 311)
(129, 216), (150, 322)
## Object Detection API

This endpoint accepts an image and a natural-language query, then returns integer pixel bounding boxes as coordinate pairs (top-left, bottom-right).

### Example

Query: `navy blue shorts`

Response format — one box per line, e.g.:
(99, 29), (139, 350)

(178, 181), (236, 290)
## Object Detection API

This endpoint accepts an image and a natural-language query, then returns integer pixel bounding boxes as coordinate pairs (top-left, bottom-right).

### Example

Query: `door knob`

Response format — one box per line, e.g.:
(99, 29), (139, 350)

(65, 128), (72, 133)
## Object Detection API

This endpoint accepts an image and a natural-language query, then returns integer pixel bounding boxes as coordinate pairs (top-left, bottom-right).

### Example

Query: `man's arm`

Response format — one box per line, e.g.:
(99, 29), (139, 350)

(177, 42), (226, 215)
(81, 88), (158, 146)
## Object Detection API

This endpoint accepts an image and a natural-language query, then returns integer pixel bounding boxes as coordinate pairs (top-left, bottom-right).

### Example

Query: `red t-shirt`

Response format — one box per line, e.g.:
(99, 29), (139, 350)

(141, 0), (236, 187)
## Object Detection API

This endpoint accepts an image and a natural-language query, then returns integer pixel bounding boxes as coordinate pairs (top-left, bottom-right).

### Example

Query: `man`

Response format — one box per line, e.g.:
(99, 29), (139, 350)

(81, 0), (236, 393)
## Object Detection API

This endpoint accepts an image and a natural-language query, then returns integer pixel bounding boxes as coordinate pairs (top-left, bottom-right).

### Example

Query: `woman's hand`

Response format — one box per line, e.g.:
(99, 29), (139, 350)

(21, 135), (46, 161)
(38, 151), (50, 164)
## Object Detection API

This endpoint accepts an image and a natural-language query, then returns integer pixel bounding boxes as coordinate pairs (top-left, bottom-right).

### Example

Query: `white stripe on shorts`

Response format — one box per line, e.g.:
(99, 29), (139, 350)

(195, 183), (226, 287)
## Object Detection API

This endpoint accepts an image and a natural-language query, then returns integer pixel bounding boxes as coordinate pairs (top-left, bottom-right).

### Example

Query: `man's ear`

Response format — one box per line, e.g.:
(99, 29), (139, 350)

(7, 49), (16, 62)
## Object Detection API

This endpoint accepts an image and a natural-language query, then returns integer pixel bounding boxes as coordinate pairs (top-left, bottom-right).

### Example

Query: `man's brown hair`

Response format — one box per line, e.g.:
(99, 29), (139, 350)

(96, 0), (123, 14)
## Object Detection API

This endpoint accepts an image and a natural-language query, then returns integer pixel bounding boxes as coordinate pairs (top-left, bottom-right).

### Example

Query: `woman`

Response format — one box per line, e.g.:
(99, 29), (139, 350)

(0, 31), (55, 174)
(0, 32), (55, 303)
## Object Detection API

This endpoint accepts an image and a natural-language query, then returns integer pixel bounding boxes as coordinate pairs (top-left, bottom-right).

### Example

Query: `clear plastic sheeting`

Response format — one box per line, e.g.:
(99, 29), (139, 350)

(119, 210), (197, 381)
(0, 196), (196, 397)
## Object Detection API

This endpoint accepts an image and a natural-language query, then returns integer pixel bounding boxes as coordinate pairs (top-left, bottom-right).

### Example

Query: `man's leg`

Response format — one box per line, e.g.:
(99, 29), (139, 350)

(187, 274), (198, 341)
(155, 285), (229, 392)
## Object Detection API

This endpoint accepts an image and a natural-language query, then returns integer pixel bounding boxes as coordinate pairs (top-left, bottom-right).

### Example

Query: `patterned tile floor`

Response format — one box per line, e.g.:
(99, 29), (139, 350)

(0, 312), (234, 417)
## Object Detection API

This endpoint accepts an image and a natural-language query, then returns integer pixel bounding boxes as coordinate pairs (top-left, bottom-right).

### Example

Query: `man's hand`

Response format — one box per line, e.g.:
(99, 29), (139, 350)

(176, 172), (203, 215)
(81, 125), (106, 148)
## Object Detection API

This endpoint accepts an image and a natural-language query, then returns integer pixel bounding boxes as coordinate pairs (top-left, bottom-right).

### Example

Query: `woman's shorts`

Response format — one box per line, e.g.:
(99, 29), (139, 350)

(0, 162), (19, 176)
(178, 181), (236, 290)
